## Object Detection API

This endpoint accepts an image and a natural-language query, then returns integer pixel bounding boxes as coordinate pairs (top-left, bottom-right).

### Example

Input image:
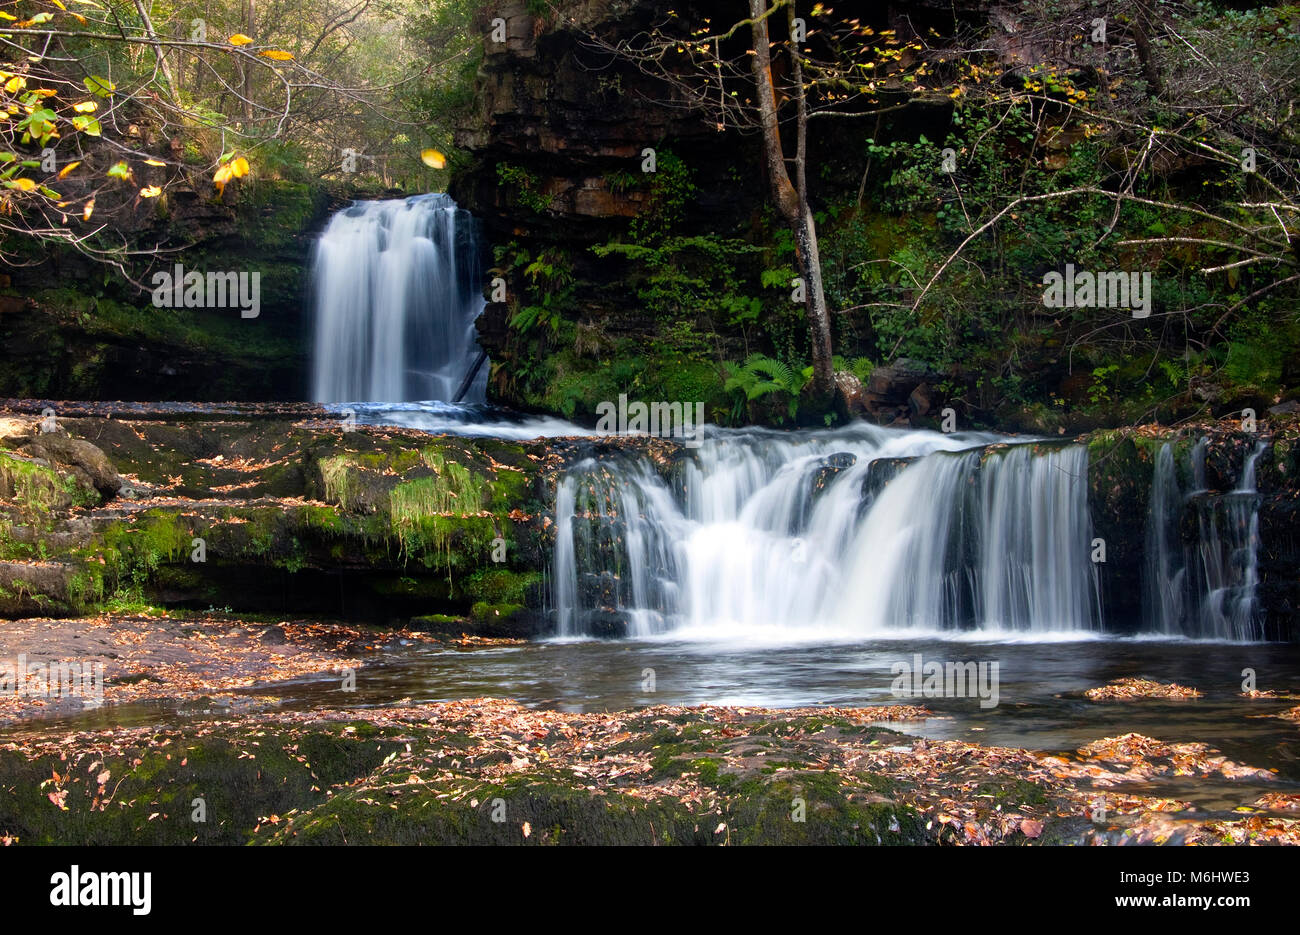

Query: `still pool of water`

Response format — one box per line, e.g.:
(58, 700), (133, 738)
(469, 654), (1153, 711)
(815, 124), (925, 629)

(22, 635), (1300, 798)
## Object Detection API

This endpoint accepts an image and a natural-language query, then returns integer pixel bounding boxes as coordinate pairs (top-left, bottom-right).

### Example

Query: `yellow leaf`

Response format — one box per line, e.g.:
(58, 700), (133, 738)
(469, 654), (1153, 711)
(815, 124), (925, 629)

(57, 160), (79, 178)
(49, 0), (84, 20)
(8, 177), (36, 191)
(230, 156), (250, 178)
(421, 148), (446, 169)
(213, 163), (234, 195)
(144, 158), (166, 166)
(82, 197), (94, 220)
(139, 185), (161, 198)
(0, 13), (15, 21)
(227, 34), (254, 46)
(4, 76), (26, 93)
(258, 49), (294, 61)
(72, 100), (96, 113)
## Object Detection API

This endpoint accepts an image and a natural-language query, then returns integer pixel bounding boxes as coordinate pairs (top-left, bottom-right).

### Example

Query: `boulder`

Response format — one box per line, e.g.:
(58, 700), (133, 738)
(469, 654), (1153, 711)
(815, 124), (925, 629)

(868, 359), (942, 406)
(908, 382), (935, 417)
(0, 417), (33, 446)
(23, 435), (122, 497)
(832, 371), (871, 420)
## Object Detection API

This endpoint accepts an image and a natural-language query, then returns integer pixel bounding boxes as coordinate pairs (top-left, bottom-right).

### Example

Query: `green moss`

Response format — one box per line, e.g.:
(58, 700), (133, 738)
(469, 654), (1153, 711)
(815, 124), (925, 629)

(99, 509), (194, 598)
(300, 503), (345, 532)
(0, 726), (400, 845)
(262, 769), (708, 846)
(319, 455), (356, 510)
(0, 451), (87, 513)
(17, 287), (298, 362)
(723, 773), (926, 845)
(975, 778), (1049, 806)
(461, 568), (541, 605)
(469, 601), (524, 623)
(390, 458), (485, 521)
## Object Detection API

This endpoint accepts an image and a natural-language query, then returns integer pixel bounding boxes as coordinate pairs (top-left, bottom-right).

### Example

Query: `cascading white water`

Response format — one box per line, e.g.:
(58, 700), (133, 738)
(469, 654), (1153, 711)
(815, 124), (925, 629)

(1142, 443), (1187, 635)
(310, 194), (487, 404)
(1141, 438), (1266, 641)
(552, 424), (1102, 639)
(1187, 441), (1266, 640)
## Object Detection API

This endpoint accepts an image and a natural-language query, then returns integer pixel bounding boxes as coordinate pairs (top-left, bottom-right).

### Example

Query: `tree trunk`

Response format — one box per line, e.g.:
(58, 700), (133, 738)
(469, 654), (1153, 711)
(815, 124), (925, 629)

(132, 0), (178, 100)
(747, 0), (834, 396)
(786, 2), (833, 398)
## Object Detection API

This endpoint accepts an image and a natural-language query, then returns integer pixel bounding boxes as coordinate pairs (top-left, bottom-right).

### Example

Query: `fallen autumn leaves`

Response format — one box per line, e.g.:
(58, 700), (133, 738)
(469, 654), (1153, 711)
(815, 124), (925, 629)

(0, 696), (1296, 845)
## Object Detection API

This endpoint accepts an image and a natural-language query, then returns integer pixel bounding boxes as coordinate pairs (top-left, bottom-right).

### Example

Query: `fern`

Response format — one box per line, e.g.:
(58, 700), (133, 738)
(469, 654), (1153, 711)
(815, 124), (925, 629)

(723, 354), (811, 421)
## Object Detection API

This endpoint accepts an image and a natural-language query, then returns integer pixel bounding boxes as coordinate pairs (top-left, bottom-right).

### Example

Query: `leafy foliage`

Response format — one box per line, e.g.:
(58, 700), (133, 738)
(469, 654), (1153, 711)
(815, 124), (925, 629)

(722, 354), (812, 422)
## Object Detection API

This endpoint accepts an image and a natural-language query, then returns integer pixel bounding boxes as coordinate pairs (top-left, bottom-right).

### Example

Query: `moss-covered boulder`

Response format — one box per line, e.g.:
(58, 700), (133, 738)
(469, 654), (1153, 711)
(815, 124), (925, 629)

(0, 406), (555, 630)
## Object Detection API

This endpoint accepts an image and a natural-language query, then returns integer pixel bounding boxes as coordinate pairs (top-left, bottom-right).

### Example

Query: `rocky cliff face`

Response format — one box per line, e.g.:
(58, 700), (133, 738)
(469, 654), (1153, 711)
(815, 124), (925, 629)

(449, 0), (782, 417)
(443, 0), (1045, 424)
(452, 1), (718, 209)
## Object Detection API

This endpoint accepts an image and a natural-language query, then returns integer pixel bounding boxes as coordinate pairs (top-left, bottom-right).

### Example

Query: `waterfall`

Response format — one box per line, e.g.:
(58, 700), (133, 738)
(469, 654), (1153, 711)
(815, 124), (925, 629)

(310, 194), (487, 404)
(1141, 439), (1266, 641)
(1142, 443), (1186, 635)
(551, 425), (1102, 639)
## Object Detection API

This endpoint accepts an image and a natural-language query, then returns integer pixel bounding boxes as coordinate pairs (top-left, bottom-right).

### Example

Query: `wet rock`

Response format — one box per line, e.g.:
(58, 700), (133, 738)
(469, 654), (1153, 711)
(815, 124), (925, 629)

(578, 571), (621, 608)
(908, 382), (935, 417)
(581, 610), (629, 639)
(858, 457), (915, 519)
(832, 371), (871, 420)
(811, 452), (857, 492)
(868, 359), (942, 406)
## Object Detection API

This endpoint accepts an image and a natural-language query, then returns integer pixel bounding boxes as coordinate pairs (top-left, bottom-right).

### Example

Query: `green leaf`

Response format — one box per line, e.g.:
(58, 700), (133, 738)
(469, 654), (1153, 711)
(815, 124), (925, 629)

(83, 76), (115, 97)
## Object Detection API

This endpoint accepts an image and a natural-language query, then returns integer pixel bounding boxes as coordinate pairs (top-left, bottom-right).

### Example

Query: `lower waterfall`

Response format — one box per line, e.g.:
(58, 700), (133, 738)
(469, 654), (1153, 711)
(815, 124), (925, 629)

(551, 425), (1102, 639)
(1142, 438), (1266, 641)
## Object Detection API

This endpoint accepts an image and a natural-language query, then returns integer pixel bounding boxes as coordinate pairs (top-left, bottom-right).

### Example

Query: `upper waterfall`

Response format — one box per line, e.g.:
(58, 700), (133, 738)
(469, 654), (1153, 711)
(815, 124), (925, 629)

(310, 194), (488, 404)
